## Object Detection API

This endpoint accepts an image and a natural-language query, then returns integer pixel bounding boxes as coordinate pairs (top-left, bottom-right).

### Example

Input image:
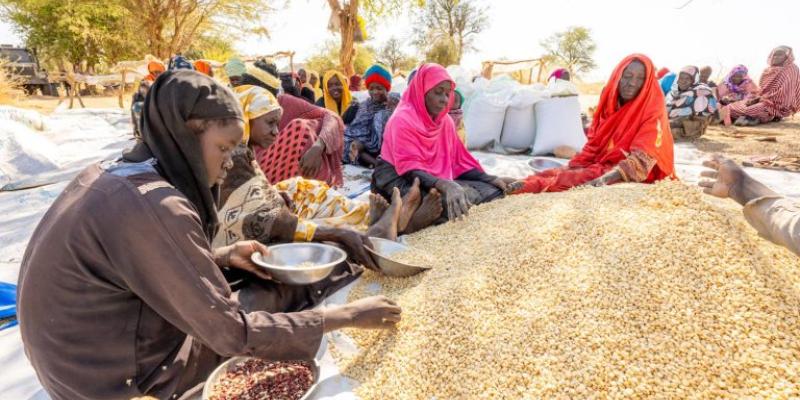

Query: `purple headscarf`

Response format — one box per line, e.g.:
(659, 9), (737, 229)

(723, 65), (752, 95)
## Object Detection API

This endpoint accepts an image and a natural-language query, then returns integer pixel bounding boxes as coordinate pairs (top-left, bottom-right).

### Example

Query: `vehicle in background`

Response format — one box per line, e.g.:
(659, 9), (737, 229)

(0, 45), (58, 96)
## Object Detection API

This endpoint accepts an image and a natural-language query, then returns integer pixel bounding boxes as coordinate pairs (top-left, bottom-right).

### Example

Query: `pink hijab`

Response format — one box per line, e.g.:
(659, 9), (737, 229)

(380, 63), (483, 179)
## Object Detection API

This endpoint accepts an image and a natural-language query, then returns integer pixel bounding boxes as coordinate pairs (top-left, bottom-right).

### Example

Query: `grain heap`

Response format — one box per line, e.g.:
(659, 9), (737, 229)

(335, 181), (800, 399)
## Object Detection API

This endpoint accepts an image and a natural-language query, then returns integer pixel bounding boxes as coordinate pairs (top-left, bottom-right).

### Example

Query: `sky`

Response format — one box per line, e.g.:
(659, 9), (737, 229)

(0, 0), (797, 82)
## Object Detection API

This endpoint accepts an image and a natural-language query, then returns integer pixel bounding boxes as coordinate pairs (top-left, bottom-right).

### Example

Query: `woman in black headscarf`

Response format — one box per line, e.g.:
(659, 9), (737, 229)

(17, 70), (401, 400)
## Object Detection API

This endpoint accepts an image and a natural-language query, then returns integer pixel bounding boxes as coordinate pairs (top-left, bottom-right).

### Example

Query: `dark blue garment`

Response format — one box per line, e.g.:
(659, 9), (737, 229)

(343, 93), (400, 164)
(168, 56), (195, 71)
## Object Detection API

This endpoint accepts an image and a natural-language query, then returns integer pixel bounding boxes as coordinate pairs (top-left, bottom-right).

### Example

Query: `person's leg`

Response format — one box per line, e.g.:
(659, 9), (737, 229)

(456, 180), (504, 206)
(365, 187), (403, 241)
(235, 261), (363, 314)
(371, 160), (413, 200)
(404, 188), (443, 234)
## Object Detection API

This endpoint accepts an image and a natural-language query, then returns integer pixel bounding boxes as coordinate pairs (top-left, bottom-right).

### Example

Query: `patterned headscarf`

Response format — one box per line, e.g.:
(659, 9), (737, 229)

(722, 65), (752, 95)
(168, 56), (194, 71)
(245, 65), (281, 92)
(233, 85), (281, 145)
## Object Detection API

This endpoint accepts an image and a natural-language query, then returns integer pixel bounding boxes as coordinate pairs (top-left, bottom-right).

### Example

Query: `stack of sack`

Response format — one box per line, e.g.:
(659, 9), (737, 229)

(457, 74), (586, 157)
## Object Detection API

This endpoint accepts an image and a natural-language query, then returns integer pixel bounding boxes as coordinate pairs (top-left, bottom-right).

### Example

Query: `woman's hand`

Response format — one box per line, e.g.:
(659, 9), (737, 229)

(490, 177), (517, 194)
(215, 241), (273, 281)
(322, 296), (402, 331)
(314, 227), (379, 271)
(435, 179), (471, 221)
(746, 97), (760, 106)
(584, 177), (607, 187)
(506, 181), (524, 194)
(299, 140), (325, 178)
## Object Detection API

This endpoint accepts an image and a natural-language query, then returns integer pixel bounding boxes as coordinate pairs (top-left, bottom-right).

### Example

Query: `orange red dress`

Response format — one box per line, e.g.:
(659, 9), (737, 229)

(515, 54), (675, 194)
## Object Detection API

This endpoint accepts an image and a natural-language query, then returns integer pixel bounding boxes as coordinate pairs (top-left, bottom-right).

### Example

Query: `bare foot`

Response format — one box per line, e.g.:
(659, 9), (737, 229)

(348, 140), (364, 163)
(366, 188), (402, 241)
(369, 192), (389, 226)
(398, 178), (422, 232)
(404, 188), (444, 234)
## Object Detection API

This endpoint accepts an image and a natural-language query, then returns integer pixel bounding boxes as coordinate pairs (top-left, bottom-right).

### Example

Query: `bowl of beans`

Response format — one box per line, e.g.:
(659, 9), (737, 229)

(202, 357), (319, 400)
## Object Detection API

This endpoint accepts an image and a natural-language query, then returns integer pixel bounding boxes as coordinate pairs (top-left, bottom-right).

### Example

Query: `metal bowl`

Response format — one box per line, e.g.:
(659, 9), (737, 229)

(202, 357), (320, 400)
(528, 157), (566, 172)
(251, 243), (346, 285)
(366, 237), (431, 277)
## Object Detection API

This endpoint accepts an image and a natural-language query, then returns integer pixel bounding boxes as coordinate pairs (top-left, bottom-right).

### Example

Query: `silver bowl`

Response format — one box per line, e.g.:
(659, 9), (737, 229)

(202, 357), (320, 400)
(366, 237), (431, 277)
(251, 243), (346, 285)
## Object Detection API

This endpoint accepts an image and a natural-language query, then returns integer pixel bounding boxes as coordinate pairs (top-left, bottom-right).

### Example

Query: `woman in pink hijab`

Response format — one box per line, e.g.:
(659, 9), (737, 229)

(372, 63), (513, 231)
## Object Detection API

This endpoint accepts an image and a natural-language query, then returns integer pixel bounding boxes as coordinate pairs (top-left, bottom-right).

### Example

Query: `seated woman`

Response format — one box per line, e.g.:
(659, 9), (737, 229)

(373, 63), (514, 229)
(345, 64), (400, 167)
(665, 65), (718, 140)
(130, 60), (165, 138)
(235, 70), (346, 187)
(450, 88), (466, 143)
(308, 70), (323, 101)
(296, 69), (317, 104)
(317, 70), (359, 125)
(510, 54), (675, 194)
(699, 65), (717, 87)
(223, 84), (423, 257)
(16, 70), (401, 400)
(717, 65), (759, 105)
(225, 57), (247, 86)
(722, 46), (800, 126)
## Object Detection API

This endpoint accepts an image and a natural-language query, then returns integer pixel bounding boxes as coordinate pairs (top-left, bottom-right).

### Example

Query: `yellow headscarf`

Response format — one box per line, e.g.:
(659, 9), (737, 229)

(245, 64), (281, 92)
(322, 70), (352, 117)
(233, 85), (281, 144)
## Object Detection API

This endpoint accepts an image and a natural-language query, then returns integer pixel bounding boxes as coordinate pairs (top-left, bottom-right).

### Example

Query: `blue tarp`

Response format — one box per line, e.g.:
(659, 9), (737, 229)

(0, 282), (17, 330)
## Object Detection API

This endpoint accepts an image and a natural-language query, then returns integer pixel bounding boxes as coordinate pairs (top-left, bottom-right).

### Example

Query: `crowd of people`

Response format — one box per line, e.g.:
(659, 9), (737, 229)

(14, 47), (800, 400)
(657, 46), (800, 138)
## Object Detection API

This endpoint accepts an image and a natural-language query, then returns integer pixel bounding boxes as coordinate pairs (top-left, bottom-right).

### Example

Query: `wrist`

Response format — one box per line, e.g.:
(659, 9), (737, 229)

(312, 226), (337, 242)
(213, 246), (232, 268)
(729, 170), (776, 206)
(322, 305), (353, 332)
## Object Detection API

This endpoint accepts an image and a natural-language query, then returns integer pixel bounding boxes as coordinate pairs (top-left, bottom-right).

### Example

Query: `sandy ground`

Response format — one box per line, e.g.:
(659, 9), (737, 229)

(4, 95), (128, 114)
(691, 116), (800, 171)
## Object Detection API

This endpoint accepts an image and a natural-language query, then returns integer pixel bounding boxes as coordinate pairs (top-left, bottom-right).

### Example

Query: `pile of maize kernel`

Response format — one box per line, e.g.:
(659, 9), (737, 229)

(336, 181), (800, 399)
